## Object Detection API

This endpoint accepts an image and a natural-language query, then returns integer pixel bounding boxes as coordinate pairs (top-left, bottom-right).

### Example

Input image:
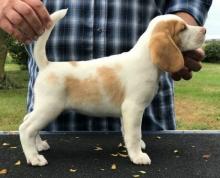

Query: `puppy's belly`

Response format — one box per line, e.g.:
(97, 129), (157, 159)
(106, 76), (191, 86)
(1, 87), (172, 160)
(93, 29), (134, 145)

(66, 102), (121, 118)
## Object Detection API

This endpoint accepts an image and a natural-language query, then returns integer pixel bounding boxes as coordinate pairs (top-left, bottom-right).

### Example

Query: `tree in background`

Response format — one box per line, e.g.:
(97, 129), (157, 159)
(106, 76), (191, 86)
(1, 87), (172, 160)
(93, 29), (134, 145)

(204, 40), (220, 63)
(0, 29), (28, 89)
(0, 29), (8, 83)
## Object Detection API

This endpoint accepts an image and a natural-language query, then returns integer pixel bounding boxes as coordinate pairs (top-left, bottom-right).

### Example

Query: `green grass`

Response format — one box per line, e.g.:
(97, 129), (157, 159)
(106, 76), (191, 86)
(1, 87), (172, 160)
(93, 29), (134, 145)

(175, 63), (220, 130)
(0, 64), (28, 131)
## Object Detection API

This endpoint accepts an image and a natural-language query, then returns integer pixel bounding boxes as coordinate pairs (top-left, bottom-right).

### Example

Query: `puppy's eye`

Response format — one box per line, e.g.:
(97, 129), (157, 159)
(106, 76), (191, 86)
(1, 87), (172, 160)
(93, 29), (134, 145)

(180, 25), (187, 32)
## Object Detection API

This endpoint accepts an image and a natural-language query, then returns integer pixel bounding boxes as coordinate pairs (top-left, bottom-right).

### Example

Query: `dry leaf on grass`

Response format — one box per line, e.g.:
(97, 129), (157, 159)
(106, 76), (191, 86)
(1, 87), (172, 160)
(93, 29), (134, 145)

(132, 175), (140, 178)
(0, 169), (7, 175)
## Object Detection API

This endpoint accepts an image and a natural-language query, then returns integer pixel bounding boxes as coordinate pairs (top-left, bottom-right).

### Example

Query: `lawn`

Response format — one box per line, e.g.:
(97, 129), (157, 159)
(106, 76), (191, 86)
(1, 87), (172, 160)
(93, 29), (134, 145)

(0, 63), (219, 131)
(0, 64), (28, 131)
(175, 63), (220, 130)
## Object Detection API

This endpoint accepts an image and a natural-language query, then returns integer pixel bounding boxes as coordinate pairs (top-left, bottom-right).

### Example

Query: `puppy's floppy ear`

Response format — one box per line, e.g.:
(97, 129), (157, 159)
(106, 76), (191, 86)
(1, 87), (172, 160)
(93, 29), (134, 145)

(149, 32), (184, 73)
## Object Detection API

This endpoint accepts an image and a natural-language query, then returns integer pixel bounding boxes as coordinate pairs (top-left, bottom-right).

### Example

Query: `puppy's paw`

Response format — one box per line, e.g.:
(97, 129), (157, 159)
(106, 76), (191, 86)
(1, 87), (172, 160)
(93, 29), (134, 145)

(27, 154), (48, 166)
(141, 139), (146, 150)
(130, 152), (151, 165)
(36, 140), (50, 152)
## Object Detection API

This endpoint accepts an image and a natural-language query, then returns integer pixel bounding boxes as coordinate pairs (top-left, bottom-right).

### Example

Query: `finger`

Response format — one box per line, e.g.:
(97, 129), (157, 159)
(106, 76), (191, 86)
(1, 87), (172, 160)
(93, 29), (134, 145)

(13, 1), (44, 36)
(5, 8), (36, 40)
(174, 67), (192, 80)
(171, 73), (182, 81)
(184, 57), (202, 72)
(0, 18), (30, 43)
(22, 0), (52, 29)
(182, 71), (192, 80)
(183, 48), (205, 62)
(12, 1), (42, 37)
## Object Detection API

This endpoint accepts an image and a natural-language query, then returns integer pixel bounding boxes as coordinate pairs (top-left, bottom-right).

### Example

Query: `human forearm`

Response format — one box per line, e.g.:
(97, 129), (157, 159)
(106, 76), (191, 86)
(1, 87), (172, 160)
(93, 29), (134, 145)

(175, 12), (199, 26)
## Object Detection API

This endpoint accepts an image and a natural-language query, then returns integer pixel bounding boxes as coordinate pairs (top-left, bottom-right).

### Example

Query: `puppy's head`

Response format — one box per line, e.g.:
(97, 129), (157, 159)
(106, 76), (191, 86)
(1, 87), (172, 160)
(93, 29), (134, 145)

(148, 15), (206, 73)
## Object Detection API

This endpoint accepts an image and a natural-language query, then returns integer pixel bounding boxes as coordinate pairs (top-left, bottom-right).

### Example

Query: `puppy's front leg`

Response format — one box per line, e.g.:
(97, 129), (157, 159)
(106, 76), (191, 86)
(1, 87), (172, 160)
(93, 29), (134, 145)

(121, 119), (146, 150)
(121, 101), (151, 165)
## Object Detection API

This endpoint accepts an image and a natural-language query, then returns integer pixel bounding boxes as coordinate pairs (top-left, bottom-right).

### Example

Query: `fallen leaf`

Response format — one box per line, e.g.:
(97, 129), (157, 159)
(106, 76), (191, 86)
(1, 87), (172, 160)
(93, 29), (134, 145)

(94, 146), (103, 151)
(118, 152), (128, 158)
(2, 143), (10, 146)
(139, 170), (146, 174)
(111, 164), (117, 170)
(100, 168), (105, 171)
(118, 143), (123, 148)
(10, 146), (17, 149)
(0, 169), (7, 175)
(203, 154), (211, 160)
(69, 169), (77, 173)
(111, 153), (118, 157)
(173, 150), (179, 154)
(156, 136), (161, 140)
(14, 160), (21, 166)
(132, 175), (140, 177)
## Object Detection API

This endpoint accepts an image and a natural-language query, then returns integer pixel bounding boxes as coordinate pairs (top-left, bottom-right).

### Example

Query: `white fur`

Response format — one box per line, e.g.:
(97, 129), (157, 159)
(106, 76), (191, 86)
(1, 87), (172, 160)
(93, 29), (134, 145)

(19, 9), (205, 166)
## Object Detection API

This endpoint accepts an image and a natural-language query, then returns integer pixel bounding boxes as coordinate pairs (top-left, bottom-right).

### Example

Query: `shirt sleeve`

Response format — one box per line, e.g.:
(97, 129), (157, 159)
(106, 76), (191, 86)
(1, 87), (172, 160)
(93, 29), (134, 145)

(164, 0), (212, 25)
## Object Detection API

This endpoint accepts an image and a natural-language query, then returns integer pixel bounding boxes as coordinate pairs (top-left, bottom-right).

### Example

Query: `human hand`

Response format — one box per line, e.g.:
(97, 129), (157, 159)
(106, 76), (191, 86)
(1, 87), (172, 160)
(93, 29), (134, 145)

(171, 48), (205, 81)
(0, 0), (52, 43)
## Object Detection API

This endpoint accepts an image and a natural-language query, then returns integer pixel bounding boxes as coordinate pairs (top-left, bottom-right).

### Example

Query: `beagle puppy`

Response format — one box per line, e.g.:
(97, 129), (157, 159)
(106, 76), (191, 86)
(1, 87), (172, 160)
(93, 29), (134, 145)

(19, 9), (206, 166)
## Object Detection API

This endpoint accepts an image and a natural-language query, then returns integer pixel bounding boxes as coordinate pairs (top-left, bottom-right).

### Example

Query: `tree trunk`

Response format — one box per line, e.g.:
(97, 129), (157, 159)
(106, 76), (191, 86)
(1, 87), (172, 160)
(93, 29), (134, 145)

(0, 30), (8, 82)
(0, 45), (7, 81)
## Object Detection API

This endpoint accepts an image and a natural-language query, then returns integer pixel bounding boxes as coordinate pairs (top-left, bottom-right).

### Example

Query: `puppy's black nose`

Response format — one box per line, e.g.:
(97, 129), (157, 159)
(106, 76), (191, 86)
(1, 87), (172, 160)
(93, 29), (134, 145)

(201, 27), (206, 35)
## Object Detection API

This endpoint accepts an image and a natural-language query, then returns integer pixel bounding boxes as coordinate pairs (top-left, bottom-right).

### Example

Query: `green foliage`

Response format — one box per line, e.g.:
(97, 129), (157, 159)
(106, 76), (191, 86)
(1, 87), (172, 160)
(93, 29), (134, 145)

(203, 40), (220, 63)
(6, 37), (28, 69)
(0, 29), (28, 69)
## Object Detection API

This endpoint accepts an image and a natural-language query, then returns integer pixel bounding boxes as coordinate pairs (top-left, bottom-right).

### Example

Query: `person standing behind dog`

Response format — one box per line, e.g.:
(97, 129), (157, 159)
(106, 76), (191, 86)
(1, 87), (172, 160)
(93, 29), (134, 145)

(0, 0), (212, 131)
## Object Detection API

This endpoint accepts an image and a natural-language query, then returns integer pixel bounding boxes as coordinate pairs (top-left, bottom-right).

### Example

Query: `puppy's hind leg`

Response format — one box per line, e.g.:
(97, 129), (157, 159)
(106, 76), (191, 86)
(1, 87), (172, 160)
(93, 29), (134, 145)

(36, 134), (50, 152)
(121, 100), (151, 165)
(23, 113), (50, 152)
(19, 103), (63, 166)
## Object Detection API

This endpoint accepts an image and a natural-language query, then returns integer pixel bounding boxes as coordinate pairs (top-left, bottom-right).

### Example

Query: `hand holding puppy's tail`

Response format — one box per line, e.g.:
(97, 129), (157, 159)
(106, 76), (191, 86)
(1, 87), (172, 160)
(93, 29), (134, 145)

(34, 9), (68, 70)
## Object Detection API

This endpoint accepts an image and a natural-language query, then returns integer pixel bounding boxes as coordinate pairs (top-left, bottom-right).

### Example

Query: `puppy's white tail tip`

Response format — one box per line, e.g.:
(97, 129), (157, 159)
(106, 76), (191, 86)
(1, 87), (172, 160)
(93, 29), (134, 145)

(50, 9), (68, 22)
(34, 9), (68, 70)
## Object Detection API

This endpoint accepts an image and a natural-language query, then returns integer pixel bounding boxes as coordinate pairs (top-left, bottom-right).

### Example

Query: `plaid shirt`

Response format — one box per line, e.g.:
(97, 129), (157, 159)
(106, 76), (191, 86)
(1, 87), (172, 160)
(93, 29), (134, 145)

(26, 0), (212, 131)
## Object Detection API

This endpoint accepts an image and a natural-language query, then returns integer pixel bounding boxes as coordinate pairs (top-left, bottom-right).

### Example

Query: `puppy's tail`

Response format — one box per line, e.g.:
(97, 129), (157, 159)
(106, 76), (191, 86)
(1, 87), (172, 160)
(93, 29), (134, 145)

(33, 9), (68, 70)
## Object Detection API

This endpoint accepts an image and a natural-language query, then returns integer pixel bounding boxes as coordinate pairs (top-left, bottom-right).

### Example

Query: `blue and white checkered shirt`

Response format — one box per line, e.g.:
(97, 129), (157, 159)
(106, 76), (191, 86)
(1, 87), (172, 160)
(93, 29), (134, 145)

(26, 0), (212, 131)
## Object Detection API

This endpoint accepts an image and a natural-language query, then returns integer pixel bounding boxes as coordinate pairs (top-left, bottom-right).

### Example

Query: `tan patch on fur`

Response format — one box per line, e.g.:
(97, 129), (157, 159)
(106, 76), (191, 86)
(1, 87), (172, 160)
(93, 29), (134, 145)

(149, 20), (185, 73)
(46, 73), (58, 84)
(96, 66), (124, 106)
(65, 75), (101, 105)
